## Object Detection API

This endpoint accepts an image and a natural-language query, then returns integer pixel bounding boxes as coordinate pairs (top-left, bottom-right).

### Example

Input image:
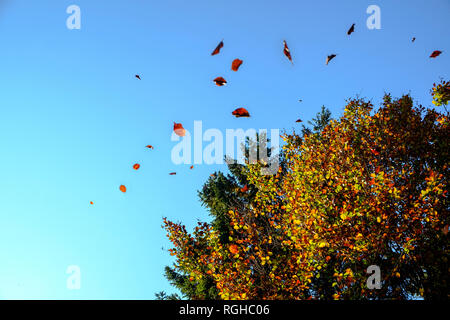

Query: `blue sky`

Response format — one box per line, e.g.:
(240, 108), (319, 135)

(0, 0), (448, 299)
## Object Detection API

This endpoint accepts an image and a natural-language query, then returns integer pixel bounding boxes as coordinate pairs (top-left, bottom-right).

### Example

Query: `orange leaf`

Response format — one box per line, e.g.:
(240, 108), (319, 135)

(229, 244), (239, 255)
(173, 122), (186, 137)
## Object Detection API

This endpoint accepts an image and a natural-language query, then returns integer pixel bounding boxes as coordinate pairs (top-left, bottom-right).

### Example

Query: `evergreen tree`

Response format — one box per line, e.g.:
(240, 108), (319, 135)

(159, 109), (333, 299)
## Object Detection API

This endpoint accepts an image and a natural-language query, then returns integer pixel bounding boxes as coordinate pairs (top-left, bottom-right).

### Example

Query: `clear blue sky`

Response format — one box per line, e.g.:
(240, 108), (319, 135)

(0, 0), (448, 299)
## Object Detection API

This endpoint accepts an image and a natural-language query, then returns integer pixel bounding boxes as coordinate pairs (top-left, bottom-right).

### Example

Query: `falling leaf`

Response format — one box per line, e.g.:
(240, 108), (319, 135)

(119, 185), (127, 193)
(347, 23), (355, 35)
(296, 119), (302, 123)
(326, 54), (337, 65)
(231, 59), (243, 71)
(430, 50), (442, 58)
(90, 201), (94, 205)
(211, 40), (224, 56)
(232, 107), (250, 118)
(213, 77), (227, 86)
(169, 172), (177, 175)
(283, 40), (293, 63)
(173, 122), (186, 137)
(190, 165), (194, 169)
(133, 163), (140, 170)
(241, 185), (248, 193)
(146, 145), (154, 149)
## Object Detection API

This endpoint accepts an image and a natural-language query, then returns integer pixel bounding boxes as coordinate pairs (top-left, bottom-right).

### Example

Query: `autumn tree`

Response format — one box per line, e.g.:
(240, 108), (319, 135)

(243, 93), (448, 300)
(162, 86), (448, 300)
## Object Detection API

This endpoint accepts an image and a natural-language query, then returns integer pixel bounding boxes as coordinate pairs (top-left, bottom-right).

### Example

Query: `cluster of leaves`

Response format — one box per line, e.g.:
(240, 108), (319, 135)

(162, 90), (449, 300)
(432, 80), (450, 108)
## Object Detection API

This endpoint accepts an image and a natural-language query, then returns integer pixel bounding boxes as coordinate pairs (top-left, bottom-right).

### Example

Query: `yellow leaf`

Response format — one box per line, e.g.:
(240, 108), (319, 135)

(318, 241), (327, 248)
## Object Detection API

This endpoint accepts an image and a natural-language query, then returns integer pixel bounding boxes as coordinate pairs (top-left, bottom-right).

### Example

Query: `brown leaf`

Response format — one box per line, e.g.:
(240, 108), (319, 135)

(213, 77), (227, 86)
(326, 54), (337, 65)
(347, 23), (355, 35)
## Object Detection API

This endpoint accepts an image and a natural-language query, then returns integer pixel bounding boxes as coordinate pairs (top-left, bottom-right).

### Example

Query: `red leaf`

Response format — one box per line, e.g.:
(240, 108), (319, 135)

(430, 50), (442, 58)
(283, 40), (293, 63)
(232, 107), (250, 118)
(231, 59), (243, 71)
(173, 122), (186, 137)
(211, 40), (224, 56)
(213, 77), (227, 86)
